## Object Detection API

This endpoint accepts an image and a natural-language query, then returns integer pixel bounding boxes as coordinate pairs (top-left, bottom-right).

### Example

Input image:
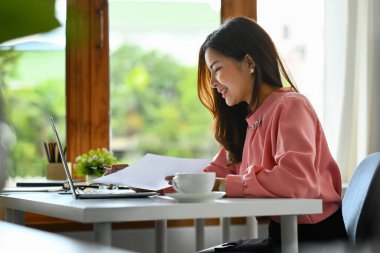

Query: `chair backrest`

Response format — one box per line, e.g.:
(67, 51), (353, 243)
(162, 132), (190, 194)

(342, 152), (380, 244)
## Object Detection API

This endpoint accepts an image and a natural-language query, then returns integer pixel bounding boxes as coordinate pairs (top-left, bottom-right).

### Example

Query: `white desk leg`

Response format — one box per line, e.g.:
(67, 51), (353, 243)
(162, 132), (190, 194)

(246, 216), (258, 239)
(221, 217), (230, 242)
(4, 208), (25, 225)
(281, 215), (298, 253)
(93, 222), (112, 245)
(195, 219), (205, 251)
(155, 220), (167, 253)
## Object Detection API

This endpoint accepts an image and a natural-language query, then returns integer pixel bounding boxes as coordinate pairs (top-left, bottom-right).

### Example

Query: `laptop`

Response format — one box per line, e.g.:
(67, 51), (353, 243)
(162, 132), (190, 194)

(50, 117), (157, 199)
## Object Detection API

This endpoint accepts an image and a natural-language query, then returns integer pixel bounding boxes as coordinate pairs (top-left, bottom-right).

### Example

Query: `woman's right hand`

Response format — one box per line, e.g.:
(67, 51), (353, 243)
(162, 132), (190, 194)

(102, 164), (128, 176)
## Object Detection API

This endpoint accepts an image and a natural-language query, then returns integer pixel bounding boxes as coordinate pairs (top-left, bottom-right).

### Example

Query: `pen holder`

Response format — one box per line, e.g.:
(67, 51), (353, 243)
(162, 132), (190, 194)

(46, 162), (71, 180)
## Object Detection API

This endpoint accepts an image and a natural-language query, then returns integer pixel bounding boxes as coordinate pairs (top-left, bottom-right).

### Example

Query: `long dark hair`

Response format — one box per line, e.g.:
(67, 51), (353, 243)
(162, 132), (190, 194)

(197, 17), (297, 164)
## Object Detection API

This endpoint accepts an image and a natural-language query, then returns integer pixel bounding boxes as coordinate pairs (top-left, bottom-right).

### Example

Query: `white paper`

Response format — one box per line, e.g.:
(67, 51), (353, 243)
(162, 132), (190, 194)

(93, 153), (211, 191)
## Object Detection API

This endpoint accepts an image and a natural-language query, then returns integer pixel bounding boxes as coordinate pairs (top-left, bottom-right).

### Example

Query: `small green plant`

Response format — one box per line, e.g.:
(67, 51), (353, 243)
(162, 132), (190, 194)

(75, 148), (117, 177)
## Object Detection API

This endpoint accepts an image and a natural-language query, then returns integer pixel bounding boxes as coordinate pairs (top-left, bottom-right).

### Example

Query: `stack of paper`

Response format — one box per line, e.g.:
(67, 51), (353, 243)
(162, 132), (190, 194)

(93, 153), (211, 191)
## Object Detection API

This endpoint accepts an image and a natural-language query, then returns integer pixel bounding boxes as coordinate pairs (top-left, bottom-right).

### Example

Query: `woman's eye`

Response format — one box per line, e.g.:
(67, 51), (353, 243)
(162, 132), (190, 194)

(215, 67), (222, 73)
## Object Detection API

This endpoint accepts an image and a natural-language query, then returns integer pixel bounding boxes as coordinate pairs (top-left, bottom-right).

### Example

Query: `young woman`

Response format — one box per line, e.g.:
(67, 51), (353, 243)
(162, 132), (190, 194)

(197, 17), (347, 252)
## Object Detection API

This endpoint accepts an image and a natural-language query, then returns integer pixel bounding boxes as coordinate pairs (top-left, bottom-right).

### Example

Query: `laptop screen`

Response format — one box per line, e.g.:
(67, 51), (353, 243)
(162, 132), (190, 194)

(50, 117), (78, 198)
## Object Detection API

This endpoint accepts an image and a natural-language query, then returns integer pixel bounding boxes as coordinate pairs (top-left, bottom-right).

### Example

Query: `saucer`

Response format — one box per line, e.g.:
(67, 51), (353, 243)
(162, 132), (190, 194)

(166, 191), (225, 203)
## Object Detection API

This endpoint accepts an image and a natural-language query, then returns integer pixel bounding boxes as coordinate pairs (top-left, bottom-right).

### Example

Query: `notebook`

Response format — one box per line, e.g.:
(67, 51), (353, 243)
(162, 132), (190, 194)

(50, 117), (157, 199)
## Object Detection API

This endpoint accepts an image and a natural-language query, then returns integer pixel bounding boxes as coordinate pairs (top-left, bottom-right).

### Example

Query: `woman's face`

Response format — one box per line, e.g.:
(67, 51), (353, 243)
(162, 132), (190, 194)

(205, 48), (254, 106)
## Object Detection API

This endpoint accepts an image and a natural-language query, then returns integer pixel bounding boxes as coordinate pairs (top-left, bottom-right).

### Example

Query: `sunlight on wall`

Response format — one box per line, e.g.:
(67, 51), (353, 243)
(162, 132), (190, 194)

(258, 0), (324, 119)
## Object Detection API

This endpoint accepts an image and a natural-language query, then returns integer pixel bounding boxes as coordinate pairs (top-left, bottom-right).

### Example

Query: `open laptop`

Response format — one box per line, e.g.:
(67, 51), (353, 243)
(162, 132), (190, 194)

(50, 117), (157, 199)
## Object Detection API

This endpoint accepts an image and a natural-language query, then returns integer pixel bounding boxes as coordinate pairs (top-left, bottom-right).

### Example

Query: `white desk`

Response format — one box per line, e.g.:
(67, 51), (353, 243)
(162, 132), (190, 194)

(0, 192), (322, 253)
(0, 220), (136, 253)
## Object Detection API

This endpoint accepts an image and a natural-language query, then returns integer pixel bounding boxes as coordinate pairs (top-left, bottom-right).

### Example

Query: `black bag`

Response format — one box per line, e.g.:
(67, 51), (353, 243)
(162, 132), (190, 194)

(214, 238), (276, 253)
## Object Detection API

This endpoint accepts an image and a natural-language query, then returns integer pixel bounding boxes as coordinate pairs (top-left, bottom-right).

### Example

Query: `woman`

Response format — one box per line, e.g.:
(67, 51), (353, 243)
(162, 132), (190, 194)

(197, 17), (347, 252)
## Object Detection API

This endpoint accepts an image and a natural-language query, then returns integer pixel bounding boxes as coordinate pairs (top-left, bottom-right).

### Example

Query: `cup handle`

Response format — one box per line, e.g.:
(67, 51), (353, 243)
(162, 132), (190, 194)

(172, 177), (181, 193)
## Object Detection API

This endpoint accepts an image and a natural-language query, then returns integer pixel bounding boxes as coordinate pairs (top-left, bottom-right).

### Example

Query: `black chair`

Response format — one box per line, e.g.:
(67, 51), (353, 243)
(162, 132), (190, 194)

(301, 152), (380, 253)
(342, 152), (380, 244)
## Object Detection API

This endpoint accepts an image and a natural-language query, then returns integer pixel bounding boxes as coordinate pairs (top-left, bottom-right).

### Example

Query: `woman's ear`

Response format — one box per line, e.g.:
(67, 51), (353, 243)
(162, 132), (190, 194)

(245, 54), (256, 70)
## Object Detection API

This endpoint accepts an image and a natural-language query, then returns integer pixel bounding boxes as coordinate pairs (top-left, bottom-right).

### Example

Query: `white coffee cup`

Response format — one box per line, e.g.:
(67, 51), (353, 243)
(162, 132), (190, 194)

(172, 172), (216, 194)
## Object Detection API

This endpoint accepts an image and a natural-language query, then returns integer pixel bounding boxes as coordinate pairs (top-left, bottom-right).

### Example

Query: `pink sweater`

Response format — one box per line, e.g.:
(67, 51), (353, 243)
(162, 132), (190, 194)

(204, 88), (342, 224)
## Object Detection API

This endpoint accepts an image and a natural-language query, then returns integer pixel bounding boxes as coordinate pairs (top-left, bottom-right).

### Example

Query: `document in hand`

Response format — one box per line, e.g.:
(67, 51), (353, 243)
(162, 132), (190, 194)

(93, 153), (211, 191)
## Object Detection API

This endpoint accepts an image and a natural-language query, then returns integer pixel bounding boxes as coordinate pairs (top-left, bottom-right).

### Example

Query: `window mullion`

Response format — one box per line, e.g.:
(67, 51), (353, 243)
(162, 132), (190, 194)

(66, 0), (109, 164)
(221, 0), (257, 22)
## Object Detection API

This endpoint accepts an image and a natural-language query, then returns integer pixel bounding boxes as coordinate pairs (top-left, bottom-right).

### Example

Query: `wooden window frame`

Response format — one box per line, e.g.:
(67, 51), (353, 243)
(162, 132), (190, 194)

(221, 0), (257, 22)
(66, 0), (110, 163)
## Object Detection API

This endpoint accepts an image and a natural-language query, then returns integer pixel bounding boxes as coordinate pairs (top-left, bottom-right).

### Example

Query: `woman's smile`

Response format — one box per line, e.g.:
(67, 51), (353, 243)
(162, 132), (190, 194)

(218, 87), (227, 98)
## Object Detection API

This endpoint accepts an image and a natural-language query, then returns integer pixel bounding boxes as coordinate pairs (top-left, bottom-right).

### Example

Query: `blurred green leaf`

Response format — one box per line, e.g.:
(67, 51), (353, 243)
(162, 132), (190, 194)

(0, 0), (60, 43)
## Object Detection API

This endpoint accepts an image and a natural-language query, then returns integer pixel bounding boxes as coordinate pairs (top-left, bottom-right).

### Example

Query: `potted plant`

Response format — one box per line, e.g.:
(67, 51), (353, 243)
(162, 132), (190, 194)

(75, 148), (118, 180)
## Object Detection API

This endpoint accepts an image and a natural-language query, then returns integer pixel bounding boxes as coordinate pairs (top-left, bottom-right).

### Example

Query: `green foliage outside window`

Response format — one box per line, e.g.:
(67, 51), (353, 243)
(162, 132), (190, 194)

(1, 43), (219, 177)
(110, 44), (218, 162)
(1, 49), (66, 177)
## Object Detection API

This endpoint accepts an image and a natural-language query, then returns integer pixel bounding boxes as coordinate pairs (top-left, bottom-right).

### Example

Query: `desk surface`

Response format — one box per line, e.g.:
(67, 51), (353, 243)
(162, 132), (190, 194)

(0, 192), (322, 223)
(0, 221), (135, 253)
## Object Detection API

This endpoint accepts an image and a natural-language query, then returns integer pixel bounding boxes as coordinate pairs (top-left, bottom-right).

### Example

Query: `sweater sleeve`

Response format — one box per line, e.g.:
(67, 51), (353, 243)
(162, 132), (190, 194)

(203, 148), (239, 178)
(226, 97), (321, 198)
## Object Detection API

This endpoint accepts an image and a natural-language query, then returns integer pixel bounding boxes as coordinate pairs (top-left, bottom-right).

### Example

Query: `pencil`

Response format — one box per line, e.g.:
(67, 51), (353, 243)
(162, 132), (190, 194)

(43, 142), (51, 162)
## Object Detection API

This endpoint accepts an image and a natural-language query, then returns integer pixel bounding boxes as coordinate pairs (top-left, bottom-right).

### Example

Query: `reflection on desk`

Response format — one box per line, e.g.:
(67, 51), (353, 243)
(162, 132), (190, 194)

(1, 186), (64, 192)
(0, 221), (136, 253)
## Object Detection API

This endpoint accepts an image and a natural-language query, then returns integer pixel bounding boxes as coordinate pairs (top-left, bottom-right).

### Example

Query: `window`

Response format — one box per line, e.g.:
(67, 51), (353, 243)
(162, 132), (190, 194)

(65, 0), (256, 167)
(0, 0), (66, 178)
(1, 0), (257, 179)
(109, 0), (221, 163)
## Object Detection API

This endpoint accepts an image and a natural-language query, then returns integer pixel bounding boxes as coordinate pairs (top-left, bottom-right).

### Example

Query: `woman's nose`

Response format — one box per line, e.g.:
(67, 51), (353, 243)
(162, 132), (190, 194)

(209, 76), (218, 88)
